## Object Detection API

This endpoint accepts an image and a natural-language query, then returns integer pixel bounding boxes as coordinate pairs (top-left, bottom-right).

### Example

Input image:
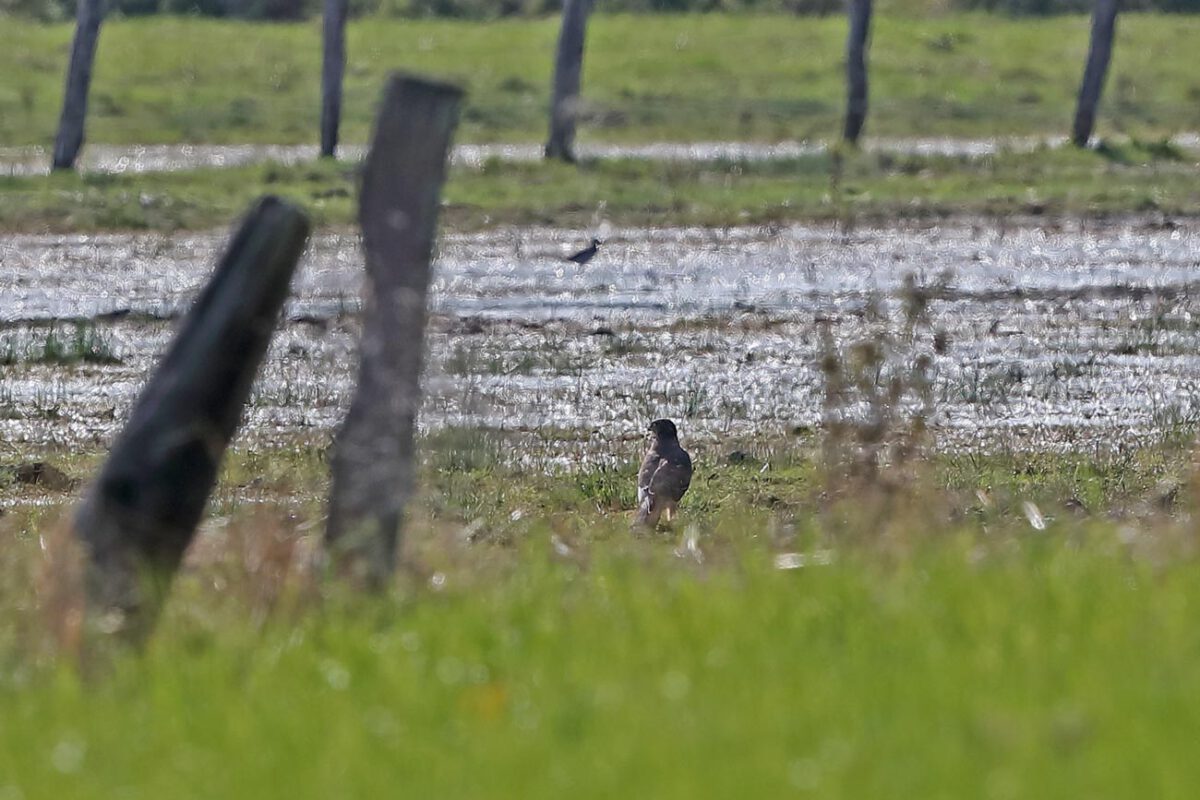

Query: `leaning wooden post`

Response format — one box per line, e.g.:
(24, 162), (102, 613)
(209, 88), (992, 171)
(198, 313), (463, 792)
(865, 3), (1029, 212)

(320, 0), (350, 158)
(53, 0), (106, 171)
(73, 197), (310, 640)
(1072, 0), (1119, 147)
(325, 75), (462, 586)
(842, 0), (873, 145)
(544, 0), (593, 163)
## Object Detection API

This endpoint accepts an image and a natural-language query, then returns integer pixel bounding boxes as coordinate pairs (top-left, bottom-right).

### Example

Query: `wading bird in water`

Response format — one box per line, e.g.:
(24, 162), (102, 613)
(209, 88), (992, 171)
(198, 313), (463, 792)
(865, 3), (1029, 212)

(566, 237), (602, 265)
(634, 419), (693, 530)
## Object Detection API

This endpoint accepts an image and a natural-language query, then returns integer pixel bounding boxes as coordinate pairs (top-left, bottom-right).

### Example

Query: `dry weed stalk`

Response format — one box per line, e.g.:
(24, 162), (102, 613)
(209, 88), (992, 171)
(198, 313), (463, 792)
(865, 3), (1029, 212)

(186, 510), (322, 626)
(817, 271), (949, 526)
(33, 521), (86, 663)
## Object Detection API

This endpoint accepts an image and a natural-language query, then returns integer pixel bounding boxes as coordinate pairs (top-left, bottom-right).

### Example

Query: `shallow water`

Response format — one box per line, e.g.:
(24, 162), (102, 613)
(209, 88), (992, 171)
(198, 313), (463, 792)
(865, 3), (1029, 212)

(7, 134), (1197, 176)
(2, 220), (1199, 460)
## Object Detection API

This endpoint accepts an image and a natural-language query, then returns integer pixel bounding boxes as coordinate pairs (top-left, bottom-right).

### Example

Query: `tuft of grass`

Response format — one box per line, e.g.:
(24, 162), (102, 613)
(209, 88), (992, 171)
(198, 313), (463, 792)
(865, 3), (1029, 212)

(0, 324), (120, 366)
(1094, 136), (1187, 165)
(424, 425), (508, 475)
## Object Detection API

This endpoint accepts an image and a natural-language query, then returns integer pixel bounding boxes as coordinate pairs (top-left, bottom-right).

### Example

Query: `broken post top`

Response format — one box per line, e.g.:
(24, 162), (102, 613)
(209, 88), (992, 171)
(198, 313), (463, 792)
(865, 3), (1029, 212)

(359, 74), (464, 287)
(87, 195), (309, 535)
(359, 74), (462, 291)
(378, 72), (465, 104)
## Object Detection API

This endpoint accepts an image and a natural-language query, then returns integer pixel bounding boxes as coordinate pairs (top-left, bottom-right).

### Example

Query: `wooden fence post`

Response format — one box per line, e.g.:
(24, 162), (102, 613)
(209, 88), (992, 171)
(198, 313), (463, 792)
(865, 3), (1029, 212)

(545, 0), (593, 163)
(1072, 0), (1119, 147)
(320, 0), (350, 158)
(73, 197), (310, 640)
(842, 0), (873, 145)
(53, 0), (106, 171)
(325, 75), (463, 587)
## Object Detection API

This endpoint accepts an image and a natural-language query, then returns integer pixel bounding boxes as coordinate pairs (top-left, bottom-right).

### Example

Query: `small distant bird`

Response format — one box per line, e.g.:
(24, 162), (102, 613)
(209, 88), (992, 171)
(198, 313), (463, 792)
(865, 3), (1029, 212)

(634, 419), (693, 530)
(566, 237), (602, 265)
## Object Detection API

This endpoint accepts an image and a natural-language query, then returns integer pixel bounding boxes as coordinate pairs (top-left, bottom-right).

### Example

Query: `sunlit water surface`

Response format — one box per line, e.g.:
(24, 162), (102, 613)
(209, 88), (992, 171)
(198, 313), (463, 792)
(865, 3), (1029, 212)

(8, 134), (1199, 175)
(3, 221), (1199, 466)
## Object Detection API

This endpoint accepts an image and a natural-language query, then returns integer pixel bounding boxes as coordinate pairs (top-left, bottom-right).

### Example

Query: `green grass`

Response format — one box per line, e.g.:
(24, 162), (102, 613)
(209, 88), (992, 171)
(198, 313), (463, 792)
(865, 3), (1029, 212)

(3, 10), (1200, 782)
(0, 142), (1195, 231)
(0, 324), (121, 366)
(7, 450), (1200, 796)
(6, 537), (1200, 797)
(2, 14), (1200, 147)
(2, 438), (1200, 797)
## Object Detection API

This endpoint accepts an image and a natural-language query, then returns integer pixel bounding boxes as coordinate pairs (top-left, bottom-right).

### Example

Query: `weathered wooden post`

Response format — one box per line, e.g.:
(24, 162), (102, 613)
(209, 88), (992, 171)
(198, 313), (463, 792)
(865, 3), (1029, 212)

(53, 0), (106, 171)
(74, 197), (310, 640)
(545, 0), (593, 163)
(1072, 0), (1119, 147)
(325, 75), (462, 587)
(842, 0), (873, 145)
(320, 0), (350, 158)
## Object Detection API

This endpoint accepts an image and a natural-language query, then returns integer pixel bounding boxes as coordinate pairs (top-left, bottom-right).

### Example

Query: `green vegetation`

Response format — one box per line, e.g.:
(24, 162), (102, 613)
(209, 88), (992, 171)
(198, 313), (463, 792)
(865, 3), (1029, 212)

(2, 15), (1200, 146)
(4, 0), (1199, 23)
(0, 142), (1195, 232)
(2, 438), (1199, 797)
(3, 11), (1200, 795)
(0, 324), (120, 366)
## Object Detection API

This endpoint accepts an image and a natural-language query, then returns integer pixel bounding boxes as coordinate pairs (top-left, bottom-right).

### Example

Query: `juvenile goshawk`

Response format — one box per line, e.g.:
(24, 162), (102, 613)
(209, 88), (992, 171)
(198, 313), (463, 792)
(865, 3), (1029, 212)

(634, 418), (693, 529)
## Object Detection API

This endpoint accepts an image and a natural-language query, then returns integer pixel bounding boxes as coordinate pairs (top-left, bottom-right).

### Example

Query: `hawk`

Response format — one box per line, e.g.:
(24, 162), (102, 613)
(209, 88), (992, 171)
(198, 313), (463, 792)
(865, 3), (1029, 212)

(566, 238), (602, 265)
(634, 419), (693, 529)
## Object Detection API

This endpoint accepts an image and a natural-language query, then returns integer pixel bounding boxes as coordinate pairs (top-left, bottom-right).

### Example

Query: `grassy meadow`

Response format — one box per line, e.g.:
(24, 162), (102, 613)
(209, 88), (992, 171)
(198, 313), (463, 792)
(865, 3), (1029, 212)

(1, 14), (1200, 146)
(1, 141), (1198, 232)
(3, 439), (1200, 797)
(4, 9), (1200, 797)
(1, 14), (1200, 233)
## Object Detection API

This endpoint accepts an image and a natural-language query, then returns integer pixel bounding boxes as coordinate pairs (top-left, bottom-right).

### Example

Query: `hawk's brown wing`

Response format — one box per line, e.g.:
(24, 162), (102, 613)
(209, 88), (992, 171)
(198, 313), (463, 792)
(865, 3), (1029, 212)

(647, 449), (692, 504)
(636, 444), (693, 529)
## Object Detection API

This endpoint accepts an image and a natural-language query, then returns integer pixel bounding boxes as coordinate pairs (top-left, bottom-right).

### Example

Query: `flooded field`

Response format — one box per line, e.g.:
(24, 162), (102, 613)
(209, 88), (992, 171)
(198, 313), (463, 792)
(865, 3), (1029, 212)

(0, 140), (1017, 176)
(2, 220), (1199, 464)
(6, 134), (1199, 176)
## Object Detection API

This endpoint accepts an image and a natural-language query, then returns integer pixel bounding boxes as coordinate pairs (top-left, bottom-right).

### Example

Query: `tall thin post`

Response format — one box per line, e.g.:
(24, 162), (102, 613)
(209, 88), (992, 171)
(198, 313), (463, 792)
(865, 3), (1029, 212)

(1072, 0), (1119, 147)
(325, 75), (463, 587)
(320, 0), (350, 158)
(73, 197), (310, 641)
(53, 0), (106, 171)
(545, 0), (593, 163)
(842, 0), (873, 145)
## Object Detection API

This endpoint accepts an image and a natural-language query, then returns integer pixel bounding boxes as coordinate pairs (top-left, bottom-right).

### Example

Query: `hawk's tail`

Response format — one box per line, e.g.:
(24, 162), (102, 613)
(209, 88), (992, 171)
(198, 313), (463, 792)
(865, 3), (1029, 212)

(633, 495), (660, 529)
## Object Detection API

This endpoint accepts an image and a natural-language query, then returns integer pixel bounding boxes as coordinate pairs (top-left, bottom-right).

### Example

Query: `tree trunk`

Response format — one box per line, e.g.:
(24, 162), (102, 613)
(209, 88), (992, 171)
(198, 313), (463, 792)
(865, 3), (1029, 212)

(320, 0), (350, 158)
(325, 75), (463, 587)
(1072, 0), (1119, 147)
(545, 0), (593, 163)
(842, 0), (872, 145)
(73, 197), (310, 642)
(53, 0), (106, 171)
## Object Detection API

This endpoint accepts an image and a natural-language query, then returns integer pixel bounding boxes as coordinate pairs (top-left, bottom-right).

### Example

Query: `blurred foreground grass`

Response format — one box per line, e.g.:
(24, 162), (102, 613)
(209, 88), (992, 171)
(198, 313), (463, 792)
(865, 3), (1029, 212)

(2, 438), (1199, 797)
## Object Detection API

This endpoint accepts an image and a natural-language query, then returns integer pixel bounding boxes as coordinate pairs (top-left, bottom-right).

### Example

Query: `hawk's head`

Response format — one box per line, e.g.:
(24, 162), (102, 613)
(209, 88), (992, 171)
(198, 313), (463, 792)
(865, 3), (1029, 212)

(648, 418), (679, 441)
